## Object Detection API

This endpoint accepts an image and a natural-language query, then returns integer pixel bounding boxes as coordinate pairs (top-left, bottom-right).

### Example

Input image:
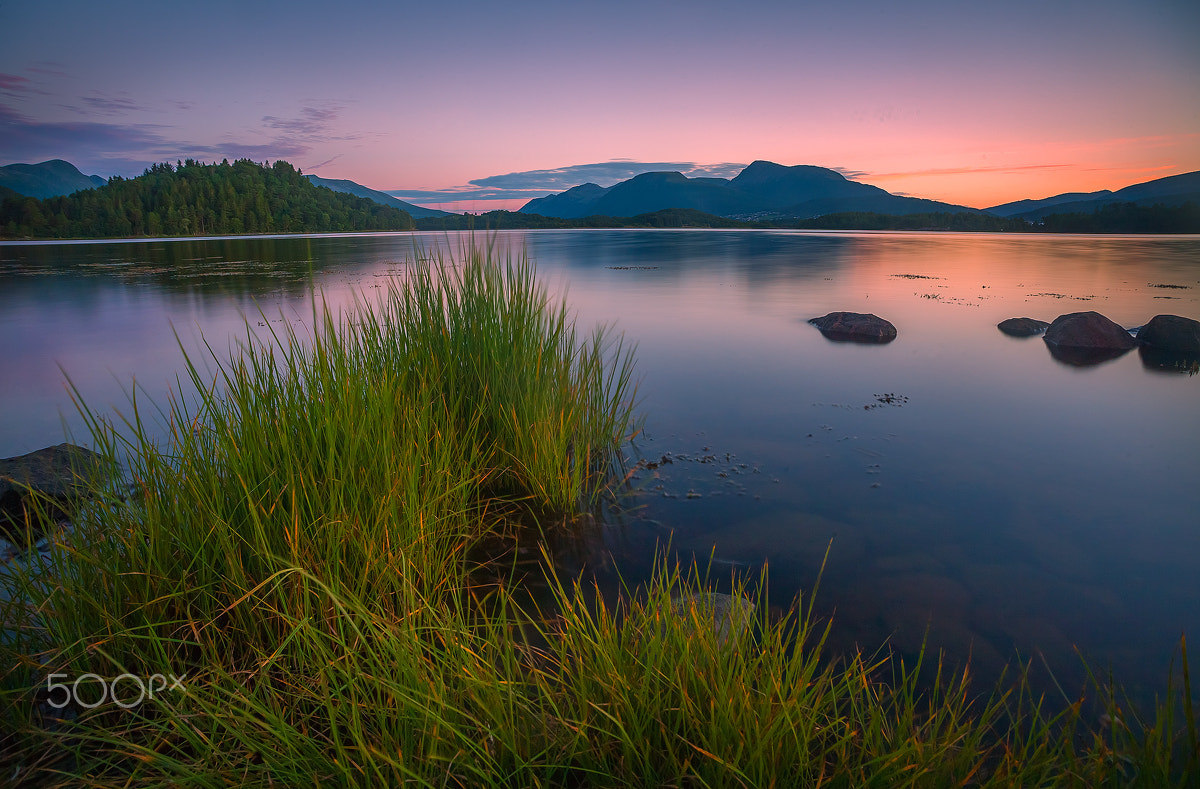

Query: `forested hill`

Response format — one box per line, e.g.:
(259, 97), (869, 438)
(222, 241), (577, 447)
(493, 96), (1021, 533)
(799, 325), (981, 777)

(0, 159), (414, 239)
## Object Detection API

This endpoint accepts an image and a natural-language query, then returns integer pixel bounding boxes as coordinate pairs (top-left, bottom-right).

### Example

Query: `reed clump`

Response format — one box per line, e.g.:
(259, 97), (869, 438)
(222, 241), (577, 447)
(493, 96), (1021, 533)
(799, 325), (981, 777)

(1, 242), (1196, 787)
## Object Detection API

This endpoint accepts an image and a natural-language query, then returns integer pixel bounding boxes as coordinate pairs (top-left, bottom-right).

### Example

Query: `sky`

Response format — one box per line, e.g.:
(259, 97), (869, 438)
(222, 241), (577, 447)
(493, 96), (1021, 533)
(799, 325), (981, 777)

(2, 0), (1198, 213)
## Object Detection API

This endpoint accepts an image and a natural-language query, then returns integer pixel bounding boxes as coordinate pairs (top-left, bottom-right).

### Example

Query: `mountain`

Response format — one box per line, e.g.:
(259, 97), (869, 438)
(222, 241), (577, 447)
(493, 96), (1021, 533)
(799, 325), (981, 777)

(305, 175), (451, 218)
(519, 160), (977, 219)
(0, 159), (107, 199)
(986, 171), (1200, 220)
(521, 182), (612, 219)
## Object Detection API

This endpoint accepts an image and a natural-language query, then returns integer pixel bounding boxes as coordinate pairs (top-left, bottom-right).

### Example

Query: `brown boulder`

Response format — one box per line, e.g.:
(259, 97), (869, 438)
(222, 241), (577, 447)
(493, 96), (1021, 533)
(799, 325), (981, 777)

(1136, 314), (1200, 354)
(1044, 311), (1137, 350)
(997, 317), (1050, 337)
(1137, 314), (1200, 374)
(809, 312), (897, 343)
(1043, 311), (1137, 367)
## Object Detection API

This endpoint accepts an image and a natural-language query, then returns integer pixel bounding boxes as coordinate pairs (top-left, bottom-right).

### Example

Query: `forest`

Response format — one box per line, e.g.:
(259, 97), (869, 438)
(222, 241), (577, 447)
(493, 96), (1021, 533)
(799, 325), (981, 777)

(0, 159), (414, 239)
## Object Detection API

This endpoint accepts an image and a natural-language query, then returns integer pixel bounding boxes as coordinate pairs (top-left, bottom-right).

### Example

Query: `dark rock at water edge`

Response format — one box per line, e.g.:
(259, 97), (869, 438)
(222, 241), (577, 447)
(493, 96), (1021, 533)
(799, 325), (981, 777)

(1136, 314), (1200, 354)
(1043, 311), (1136, 351)
(997, 317), (1050, 337)
(809, 312), (898, 343)
(0, 443), (106, 542)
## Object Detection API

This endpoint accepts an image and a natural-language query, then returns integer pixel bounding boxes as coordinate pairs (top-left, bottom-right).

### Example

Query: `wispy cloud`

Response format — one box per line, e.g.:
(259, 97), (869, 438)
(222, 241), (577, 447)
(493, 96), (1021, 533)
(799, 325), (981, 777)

(75, 92), (147, 116)
(865, 163), (1076, 180)
(830, 166), (870, 180)
(305, 153), (343, 171)
(0, 73), (48, 98)
(0, 102), (170, 173)
(384, 186), (543, 204)
(0, 101), (327, 176)
(24, 64), (70, 78)
(471, 160), (748, 191)
(385, 160), (751, 206)
(262, 106), (342, 137)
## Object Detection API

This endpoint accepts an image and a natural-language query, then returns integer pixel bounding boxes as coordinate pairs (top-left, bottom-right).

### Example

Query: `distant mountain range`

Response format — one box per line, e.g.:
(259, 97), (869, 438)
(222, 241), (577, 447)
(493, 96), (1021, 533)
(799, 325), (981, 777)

(0, 159), (106, 199)
(984, 171), (1200, 220)
(520, 161), (979, 220)
(4, 158), (1197, 226)
(304, 175), (451, 218)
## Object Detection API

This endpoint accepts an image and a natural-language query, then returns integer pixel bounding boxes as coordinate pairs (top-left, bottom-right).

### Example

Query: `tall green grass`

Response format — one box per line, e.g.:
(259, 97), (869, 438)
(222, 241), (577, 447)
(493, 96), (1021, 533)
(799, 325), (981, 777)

(1, 241), (1196, 787)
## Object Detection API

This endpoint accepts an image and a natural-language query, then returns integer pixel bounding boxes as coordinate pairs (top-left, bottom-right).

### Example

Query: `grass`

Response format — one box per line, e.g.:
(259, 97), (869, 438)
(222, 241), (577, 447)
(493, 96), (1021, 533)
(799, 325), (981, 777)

(1, 240), (1197, 787)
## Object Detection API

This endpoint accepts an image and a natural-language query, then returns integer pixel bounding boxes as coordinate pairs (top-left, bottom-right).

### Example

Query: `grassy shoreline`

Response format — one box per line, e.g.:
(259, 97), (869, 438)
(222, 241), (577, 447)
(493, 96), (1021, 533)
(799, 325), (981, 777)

(2, 242), (1196, 786)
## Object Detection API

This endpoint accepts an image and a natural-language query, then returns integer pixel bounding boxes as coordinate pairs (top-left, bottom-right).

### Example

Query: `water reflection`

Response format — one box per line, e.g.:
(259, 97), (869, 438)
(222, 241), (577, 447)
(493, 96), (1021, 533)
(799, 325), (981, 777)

(1139, 345), (1200, 375)
(2, 230), (1199, 709)
(1044, 342), (1135, 367)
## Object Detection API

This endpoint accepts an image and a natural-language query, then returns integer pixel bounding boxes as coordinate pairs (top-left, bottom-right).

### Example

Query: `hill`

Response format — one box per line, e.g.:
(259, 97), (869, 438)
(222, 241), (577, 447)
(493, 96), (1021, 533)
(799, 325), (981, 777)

(0, 159), (414, 239)
(519, 160), (978, 220)
(305, 175), (451, 218)
(986, 171), (1200, 220)
(0, 159), (107, 199)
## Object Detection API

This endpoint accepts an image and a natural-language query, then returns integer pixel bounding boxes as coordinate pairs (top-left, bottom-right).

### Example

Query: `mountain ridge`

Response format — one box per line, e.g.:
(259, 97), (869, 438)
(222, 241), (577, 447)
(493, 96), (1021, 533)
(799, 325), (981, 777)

(520, 160), (980, 220)
(305, 175), (451, 218)
(984, 171), (1200, 220)
(0, 159), (107, 199)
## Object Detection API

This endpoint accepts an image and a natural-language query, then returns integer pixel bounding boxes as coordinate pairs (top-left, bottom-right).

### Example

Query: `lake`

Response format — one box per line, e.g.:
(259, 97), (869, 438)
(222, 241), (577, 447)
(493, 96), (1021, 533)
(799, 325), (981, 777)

(2, 229), (1198, 703)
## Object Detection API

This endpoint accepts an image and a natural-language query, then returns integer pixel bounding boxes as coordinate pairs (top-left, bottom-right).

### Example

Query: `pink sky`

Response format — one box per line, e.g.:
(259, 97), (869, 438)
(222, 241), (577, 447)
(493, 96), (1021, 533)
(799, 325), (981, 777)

(2, 1), (1197, 212)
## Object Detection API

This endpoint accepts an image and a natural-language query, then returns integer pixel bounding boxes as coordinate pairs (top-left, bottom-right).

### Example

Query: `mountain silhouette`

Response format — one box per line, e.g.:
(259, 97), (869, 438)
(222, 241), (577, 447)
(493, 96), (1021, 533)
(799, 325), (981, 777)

(305, 175), (451, 218)
(986, 171), (1200, 220)
(519, 160), (976, 219)
(0, 159), (107, 199)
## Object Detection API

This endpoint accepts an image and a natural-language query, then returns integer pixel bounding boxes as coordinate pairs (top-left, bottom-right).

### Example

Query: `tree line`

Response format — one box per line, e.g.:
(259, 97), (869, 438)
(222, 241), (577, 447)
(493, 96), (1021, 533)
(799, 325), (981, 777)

(0, 159), (414, 239)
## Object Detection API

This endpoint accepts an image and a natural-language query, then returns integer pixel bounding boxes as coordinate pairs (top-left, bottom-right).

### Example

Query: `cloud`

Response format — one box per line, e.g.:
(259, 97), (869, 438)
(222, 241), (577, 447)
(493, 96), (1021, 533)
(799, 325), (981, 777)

(865, 163), (1076, 180)
(305, 153), (343, 171)
(384, 160), (751, 205)
(261, 106), (344, 139)
(0, 73), (39, 98)
(830, 166), (870, 180)
(471, 160), (748, 191)
(24, 64), (70, 78)
(0, 102), (171, 173)
(75, 92), (147, 116)
(0, 102), (319, 176)
(384, 186), (545, 204)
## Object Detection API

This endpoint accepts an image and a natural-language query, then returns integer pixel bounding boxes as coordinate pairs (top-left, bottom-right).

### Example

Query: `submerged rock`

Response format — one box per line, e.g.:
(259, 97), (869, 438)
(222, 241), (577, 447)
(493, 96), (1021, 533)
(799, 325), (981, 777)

(997, 317), (1050, 337)
(1136, 314), (1200, 354)
(809, 312), (897, 343)
(669, 592), (755, 645)
(0, 443), (106, 542)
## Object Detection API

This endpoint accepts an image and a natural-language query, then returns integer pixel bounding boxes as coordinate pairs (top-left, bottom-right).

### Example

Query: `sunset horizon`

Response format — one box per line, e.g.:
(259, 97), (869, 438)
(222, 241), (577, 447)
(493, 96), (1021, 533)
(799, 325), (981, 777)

(3, 1), (1197, 214)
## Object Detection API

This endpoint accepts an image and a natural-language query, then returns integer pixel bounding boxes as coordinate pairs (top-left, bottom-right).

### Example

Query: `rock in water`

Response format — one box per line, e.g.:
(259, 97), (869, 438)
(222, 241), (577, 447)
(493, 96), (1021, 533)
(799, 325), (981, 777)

(809, 312), (897, 343)
(0, 443), (107, 541)
(1137, 314), (1200, 373)
(997, 317), (1050, 337)
(670, 592), (755, 645)
(1043, 311), (1136, 366)
(1044, 311), (1137, 350)
(1136, 314), (1200, 354)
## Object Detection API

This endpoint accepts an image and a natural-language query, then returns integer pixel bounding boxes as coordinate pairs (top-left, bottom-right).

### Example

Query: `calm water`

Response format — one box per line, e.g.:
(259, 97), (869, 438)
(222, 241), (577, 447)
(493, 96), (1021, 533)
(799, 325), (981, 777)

(2, 230), (1198, 700)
